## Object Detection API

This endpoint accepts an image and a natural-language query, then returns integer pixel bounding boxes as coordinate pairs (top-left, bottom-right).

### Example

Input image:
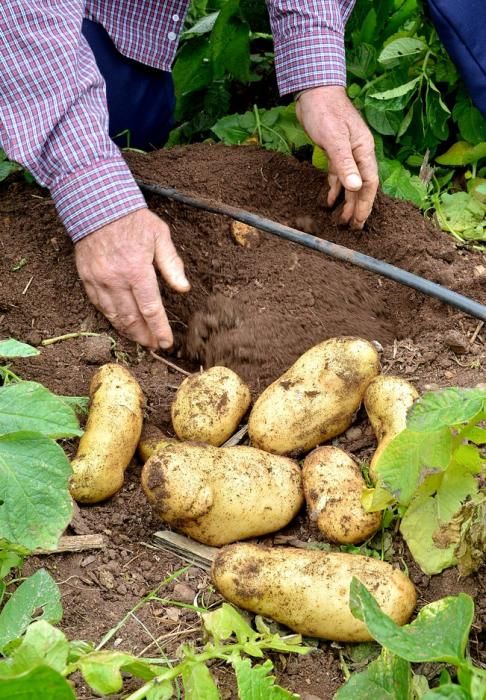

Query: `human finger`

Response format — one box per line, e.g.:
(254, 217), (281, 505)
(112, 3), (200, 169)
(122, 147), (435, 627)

(324, 136), (362, 193)
(131, 267), (173, 349)
(351, 148), (379, 229)
(337, 190), (358, 225)
(154, 229), (190, 294)
(97, 286), (158, 348)
(327, 172), (342, 207)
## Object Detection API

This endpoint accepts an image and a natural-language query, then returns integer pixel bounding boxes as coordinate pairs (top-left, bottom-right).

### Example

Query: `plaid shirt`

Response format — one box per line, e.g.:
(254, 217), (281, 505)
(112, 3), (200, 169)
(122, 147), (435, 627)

(1, 1), (355, 241)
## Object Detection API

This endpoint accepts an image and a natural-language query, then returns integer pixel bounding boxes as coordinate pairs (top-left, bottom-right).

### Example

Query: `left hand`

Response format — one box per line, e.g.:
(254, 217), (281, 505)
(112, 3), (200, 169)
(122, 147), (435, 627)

(296, 86), (379, 229)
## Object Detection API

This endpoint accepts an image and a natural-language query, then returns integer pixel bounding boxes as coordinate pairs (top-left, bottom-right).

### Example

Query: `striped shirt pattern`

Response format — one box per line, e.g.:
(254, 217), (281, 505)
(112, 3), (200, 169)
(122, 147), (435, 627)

(0, 0), (355, 241)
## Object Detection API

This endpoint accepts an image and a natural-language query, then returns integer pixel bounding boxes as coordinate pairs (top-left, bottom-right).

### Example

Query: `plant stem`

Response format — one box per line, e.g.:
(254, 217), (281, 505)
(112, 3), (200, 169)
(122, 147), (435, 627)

(41, 331), (111, 346)
(253, 104), (263, 145)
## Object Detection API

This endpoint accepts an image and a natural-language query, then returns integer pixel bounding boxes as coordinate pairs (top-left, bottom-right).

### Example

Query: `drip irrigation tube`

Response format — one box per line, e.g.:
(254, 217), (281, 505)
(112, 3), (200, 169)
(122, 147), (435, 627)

(137, 180), (486, 322)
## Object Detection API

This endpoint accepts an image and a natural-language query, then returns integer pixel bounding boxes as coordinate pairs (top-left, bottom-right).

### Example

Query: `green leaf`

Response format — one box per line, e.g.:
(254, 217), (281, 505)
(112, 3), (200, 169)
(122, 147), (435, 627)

(233, 657), (298, 699)
(408, 388), (486, 431)
(0, 382), (82, 439)
(350, 578), (474, 664)
(435, 458), (478, 524)
(202, 604), (256, 643)
(436, 141), (486, 166)
(0, 621), (69, 677)
(182, 10), (219, 37)
(0, 570), (62, 651)
(146, 681), (174, 700)
(312, 145), (328, 171)
(370, 77), (421, 101)
(365, 106), (403, 136)
(347, 44), (377, 80)
(212, 111), (256, 144)
(181, 661), (220, 699)
(422, 686), (469, 699)
(426, 83), (450, 141)
(0, 665), (75, 699)
(0, 549), (23, 578)
(453, 93), (486, 144)
(335, 648), (411, 699)
(0, 339), (39, 359)
(435, 192), (486, 241)
(77, 651), (158, 695)
(463, 426), (486, 445)
(378, 38), (426, 65)
(173, 36), (212, 99)
(374, 428), (452, 506)
(0, 432), (73, 550)
(379, 159), (428, 207)
(0, 161), (20, 183)
(400, 495), (457, 575)
(211, 1), (250, 82)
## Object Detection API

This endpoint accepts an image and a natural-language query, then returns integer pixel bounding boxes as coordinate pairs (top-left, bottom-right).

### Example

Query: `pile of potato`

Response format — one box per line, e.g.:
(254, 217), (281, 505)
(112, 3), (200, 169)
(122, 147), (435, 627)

(69, 337), (419, 641)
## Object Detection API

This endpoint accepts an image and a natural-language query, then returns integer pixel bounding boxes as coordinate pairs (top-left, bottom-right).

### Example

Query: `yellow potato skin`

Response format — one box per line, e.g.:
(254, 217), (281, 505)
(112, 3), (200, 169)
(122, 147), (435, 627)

(171, 366), (251, 446)
(364, 376), (419, 483)
(142, 443), (303, 546)
(70, 364), (144, 503)
(212, 544), (416, 642)
(248, 337), (380, 455)
(303, 447), (381, 544)
(138, 423), (178, 462)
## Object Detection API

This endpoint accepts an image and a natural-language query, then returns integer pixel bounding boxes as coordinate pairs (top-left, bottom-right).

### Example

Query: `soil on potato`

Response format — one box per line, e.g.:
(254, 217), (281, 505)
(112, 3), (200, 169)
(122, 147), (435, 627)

(1, 143), (485, 699)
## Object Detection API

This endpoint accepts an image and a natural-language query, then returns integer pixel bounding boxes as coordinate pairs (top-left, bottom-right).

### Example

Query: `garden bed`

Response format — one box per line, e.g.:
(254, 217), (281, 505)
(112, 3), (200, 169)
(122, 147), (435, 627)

(0, 144), (484, 698)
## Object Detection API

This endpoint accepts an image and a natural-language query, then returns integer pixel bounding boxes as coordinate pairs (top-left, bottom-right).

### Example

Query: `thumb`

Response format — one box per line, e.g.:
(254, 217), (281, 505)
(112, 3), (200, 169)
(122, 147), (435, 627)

(154, 231), (190, 293)
(325, 138), (362, 192)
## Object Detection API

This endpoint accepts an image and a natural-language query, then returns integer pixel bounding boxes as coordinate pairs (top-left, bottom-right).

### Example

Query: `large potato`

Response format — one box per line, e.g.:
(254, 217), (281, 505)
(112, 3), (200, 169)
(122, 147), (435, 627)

(138, 423), (178, 462)
(248, 337), (380, 455)
(303, 447), (381, 544)
(171, 366), (251, 446)
(364, 376), (418, 483)
(142, 443), (303, 546)
(70, 364), (144, 503)
(212, 543), (416, 642)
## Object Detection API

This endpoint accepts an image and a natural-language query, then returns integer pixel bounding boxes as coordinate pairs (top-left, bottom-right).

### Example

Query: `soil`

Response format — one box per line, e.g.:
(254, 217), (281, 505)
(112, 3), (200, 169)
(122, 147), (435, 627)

(0, 143), (485, 699)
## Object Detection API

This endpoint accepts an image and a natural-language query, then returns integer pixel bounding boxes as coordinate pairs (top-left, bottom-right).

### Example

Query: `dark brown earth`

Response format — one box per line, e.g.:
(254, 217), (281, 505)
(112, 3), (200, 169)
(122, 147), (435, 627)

(1, 143), (485, 699)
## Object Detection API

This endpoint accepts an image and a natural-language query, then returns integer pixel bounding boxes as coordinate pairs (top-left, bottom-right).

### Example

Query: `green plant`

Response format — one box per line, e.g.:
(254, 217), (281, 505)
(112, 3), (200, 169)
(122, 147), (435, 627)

(335, 578), (486, 699)
(363, 387), (486, 575)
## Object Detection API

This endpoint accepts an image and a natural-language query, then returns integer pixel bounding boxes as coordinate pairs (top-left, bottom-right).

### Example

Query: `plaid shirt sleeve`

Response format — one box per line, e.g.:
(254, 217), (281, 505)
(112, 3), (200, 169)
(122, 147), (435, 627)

(0, 1), (146, 242)
(267, 0), (356, 95)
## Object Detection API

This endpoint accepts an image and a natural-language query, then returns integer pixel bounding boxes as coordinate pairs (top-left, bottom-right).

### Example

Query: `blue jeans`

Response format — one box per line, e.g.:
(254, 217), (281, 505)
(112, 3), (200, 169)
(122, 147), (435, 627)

(426, 0), (486, 118)
(82, 19), (176, 150)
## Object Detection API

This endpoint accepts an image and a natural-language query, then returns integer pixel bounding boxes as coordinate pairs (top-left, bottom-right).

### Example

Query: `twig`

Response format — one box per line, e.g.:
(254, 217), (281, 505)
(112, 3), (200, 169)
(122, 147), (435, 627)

(150, 350), (191, 376)
(470, 320), (484, 346)
(33, 534), (105, 555)
(22, 276), (34, 295)
(41, 331), (110, 346)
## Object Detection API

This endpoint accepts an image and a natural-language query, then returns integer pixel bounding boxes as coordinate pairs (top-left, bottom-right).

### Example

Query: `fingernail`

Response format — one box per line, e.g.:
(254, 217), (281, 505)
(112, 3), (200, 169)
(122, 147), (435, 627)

(160, 340), (172, 350)
(345, 174), (362, 190)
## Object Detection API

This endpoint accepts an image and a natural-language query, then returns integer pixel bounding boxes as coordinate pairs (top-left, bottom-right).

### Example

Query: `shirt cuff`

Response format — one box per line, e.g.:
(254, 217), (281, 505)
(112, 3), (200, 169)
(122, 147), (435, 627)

(274, 29), (347, 96)
(50, 157), (147, 242)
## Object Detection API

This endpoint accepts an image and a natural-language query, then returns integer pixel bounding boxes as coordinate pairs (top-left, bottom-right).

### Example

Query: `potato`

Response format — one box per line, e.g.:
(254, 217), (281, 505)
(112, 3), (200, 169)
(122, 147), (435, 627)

(212, 543), (416, 642)
(364, 376), (419, 483)
(70, 364), (144, 503)
(142, 443), (303, 546)
(303, 447), (381, 544)
(138, 423), (178, 462)
(171, 366), (251, 446)
(248, 337), (380, 455)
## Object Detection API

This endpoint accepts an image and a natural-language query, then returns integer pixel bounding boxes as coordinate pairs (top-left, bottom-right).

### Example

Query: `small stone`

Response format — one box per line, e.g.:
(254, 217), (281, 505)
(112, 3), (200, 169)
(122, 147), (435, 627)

(171, 582), (195, 604)
(301, 695), (323, 700)
(444, 370), (455, 379)
(165, 607), (181, 623)
(295, 215), (316, 234)
(423, 383), (440, 391)
(443, 330), (469, 354)
(116, 583), (128, 596)
(98, 569), (115, 590)
(80, 555), (96, 568)
(474, 265), (486, 278)
(345, 426), (362, 441)
(81, 335), (113, 365)
(230, 221), (261, 249)
(475, 382), (486, 390)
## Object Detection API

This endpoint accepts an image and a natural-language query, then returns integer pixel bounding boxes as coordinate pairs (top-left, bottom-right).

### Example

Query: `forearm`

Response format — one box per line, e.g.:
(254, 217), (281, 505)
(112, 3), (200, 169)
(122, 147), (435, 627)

(266, 0), (356, 95)
(0, 1), (146, 241)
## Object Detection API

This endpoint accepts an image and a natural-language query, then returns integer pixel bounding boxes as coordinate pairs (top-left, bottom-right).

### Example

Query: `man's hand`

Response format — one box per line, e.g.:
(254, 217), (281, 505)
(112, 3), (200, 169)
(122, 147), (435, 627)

(75, 209), (190, 349)
(296, 86), (379, 229)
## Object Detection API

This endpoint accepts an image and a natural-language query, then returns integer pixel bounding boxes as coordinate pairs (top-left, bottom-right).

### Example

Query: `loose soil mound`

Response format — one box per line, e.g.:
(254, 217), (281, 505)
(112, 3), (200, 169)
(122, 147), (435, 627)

(1, 144), (485, 699)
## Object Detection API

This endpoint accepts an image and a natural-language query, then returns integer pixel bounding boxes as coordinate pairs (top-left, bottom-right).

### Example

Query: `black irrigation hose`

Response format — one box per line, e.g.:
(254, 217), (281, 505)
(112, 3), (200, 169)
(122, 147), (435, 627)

(137, 180), (486, 322)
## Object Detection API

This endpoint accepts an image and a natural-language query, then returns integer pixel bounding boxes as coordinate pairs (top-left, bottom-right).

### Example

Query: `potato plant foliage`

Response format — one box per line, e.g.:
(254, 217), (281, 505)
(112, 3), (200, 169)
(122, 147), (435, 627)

(364, 387), (486, 575)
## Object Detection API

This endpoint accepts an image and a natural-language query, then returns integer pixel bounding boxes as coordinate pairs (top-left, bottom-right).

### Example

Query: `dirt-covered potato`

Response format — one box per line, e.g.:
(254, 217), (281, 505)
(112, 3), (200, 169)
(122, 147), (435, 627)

(70, 364), (144, 503)
(212, 543), (416, 642)
(248, 337), (380, 455)
(171, 366), (251, 446)
(138, 423), (178, 462)
(303, 447), (381, 544)
(364, 376), (419, 483)
(142, 443), (303, 546)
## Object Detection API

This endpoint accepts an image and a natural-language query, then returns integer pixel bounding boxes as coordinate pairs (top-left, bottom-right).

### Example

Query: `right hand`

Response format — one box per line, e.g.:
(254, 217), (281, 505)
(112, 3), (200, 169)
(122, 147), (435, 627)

(75, 208), (190, 349)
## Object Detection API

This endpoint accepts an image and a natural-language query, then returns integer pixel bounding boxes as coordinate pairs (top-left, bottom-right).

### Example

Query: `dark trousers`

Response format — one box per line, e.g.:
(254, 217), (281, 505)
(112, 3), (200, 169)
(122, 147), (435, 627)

(426, 0), (486, 118)
(82, 19), (176, 150)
